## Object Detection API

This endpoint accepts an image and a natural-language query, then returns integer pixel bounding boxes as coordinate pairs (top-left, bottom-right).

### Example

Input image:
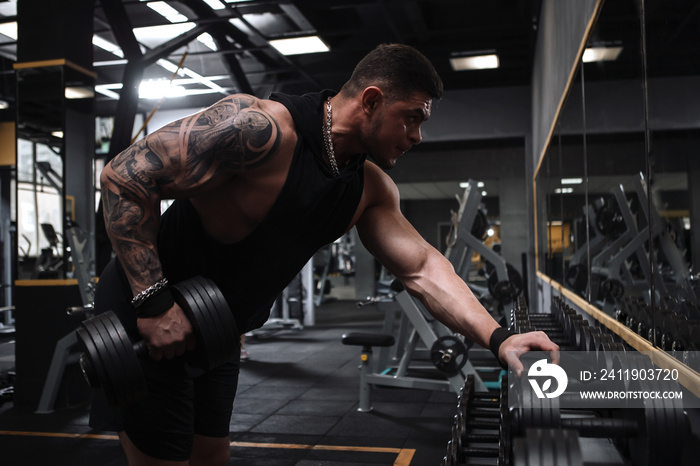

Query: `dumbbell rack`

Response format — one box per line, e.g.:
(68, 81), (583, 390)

(616, 295), (700, 371)
(441, 295), (696, 466)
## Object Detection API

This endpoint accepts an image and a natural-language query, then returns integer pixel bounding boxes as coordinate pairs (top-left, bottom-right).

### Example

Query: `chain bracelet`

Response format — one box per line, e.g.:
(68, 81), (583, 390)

(131, 278), (169, 308)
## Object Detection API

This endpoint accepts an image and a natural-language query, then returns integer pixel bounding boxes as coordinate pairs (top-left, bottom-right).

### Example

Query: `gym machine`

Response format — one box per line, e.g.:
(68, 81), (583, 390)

(567, 173), (698, 313)
(248, 262), (312, 338)
(343, 181), (524, 409)
(441, 295), (699, 466)
(34, 223), (96, 413)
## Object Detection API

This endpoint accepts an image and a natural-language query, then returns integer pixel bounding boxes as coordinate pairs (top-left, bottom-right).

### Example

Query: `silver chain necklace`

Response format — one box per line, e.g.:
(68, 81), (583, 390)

(323, 97), (341, 176)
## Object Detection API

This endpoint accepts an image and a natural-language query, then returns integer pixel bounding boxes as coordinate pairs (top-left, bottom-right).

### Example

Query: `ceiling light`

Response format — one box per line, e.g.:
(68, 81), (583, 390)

(198, 32), (218, 51)
(0, 100), (8, 109)
(555, 187), (574, 194)
(481, 191), (488, 197)
(142, 0), (188, 23)
(459, 181), (485, 189)
(51, 131), (64, 139)
(269, 36), (329, 56)
(0, 21), (17, 40)
(139, 79), (186, 99)
(561, 177), (583, 185)
(95, 85), (121, 100)
(450, 54), (499, 71)
(582, 46), (623, 63)
(93, 36), (124, 58)
(202, 0), (225, 9)
(65, 86), (94, 99)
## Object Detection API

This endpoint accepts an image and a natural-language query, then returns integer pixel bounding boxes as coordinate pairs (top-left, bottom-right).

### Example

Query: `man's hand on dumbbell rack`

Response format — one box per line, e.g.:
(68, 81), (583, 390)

(501, 331), (560, 376)
(137, 304), (196, 361)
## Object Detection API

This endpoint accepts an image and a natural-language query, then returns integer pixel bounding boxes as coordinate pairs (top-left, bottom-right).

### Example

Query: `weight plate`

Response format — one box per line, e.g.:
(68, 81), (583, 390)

(579, 324), (592, 352)
(103, 311), (147, 406)
(80, 315), (124, 405)
(430, 336), (468, 375)
(514, 428), (583, 466)
(76, 321), (110, 392)
(174, 277), (225, 370)
(193, 276), (238, 365)
(184, 277), (228, 368)
(86, 312), (145, 407)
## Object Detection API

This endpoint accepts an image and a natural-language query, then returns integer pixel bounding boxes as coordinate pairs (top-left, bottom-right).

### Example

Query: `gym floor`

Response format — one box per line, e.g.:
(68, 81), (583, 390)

(0, 297), (461, 466)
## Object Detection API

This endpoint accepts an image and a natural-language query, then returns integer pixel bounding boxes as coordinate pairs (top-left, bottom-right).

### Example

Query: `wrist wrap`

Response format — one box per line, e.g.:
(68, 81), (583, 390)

(489, 327), (517, 369)
(134, 287), (175, 318)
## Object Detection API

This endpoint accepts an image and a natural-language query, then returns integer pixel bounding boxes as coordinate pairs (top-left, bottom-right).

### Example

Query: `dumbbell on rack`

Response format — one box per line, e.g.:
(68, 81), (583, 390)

(77, 276), (239, 407)
(443, 375), (510, 466)
(445, 293), (692, 466)
(509, 355), (688, 466)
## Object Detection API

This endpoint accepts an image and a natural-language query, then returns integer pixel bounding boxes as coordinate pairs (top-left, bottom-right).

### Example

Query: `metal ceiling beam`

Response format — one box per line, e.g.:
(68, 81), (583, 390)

(179, 0), (253, 94)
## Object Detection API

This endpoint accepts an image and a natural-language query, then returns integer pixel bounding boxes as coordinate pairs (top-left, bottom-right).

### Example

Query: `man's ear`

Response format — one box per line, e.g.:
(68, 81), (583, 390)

(361, 86), (384, 115)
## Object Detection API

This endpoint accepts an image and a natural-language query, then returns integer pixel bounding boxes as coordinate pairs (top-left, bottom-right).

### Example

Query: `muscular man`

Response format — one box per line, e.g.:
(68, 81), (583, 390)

(92, 43), (557, 465)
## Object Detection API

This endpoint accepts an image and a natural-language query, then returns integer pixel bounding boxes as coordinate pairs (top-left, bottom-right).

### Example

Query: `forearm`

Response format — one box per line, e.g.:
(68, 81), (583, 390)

(101, 150), (165, 295)
(402, 251), (500, 349)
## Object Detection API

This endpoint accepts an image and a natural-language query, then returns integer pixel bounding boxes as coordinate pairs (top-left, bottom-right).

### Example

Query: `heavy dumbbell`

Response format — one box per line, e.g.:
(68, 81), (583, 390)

(77, 276), (239, 407)
(509, 354), (688, 466)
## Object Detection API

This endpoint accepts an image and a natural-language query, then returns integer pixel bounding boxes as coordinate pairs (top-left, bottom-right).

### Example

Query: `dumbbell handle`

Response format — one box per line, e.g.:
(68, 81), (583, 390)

(561, 416), (638, 438)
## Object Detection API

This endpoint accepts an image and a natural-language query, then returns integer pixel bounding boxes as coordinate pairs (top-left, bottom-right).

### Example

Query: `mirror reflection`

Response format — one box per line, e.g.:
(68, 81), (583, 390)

(537, 0), (700, 362)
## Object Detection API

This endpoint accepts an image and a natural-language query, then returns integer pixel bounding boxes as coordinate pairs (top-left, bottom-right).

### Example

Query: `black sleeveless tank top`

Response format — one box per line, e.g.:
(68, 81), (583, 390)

(157, 90), (366, 333)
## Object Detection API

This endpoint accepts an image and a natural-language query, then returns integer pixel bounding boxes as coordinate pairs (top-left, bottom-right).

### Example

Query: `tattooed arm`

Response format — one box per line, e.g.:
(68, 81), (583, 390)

(100, 94), (281, 359)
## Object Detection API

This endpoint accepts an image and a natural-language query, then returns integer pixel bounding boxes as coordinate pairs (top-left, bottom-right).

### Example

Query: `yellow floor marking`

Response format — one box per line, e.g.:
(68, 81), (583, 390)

(0, 431), (416, 464)
(231, 441), (415, 465)
(0, 430), (119, 440)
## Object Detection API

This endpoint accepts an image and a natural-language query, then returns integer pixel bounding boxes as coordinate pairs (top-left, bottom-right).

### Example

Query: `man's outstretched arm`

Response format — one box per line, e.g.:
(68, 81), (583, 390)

(356, 165), (558, 372)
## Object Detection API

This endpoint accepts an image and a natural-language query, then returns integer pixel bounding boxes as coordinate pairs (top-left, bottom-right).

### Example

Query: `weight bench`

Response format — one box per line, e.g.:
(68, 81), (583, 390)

(342, 332), (395, 412)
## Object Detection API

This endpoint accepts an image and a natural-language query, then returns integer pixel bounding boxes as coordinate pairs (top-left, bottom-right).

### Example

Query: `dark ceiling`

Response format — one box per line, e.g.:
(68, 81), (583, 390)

(0, 1), (697, 134)
(0, 0), (542, 117)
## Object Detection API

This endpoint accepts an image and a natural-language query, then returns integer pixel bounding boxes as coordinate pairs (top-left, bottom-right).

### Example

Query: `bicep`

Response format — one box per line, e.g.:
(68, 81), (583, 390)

(356, 181), (432, 281)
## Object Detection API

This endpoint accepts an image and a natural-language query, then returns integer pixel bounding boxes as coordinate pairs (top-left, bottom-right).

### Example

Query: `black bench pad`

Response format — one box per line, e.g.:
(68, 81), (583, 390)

(341, 332), (395, 347)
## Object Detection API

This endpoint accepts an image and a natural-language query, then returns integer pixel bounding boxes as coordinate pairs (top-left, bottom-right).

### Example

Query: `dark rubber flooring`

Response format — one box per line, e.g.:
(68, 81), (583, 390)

(0, 300), (458, 465)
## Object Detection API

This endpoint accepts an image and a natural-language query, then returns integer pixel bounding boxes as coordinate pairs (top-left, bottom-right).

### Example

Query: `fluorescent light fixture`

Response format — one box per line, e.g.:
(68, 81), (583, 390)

(95, 84), (121, 100)
(450, 54), (499, 71)
(93, 36), (124, 58)
(51, 131), (64, 138)
(142, 0), (188, 23)
(0, 21), (17, 40)
(548, 220), (563, 226)
(139, 79), (186, 99)
(202, 0), (225, 9)
(459, 181), (485, 189)
(555, 187), (574, 194)
(94, 59), (129, 67)
(582, 46), (623, 63)
(561, 177), (583, 185)
(269, 36), (329, 56)
(197, 32), (218, 51)
(65, 86), (94, 99)
(223, 0), (253, 2)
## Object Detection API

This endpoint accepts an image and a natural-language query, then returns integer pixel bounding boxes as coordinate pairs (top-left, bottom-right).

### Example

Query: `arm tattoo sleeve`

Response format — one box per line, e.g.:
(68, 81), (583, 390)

(102, 95), (281, 291)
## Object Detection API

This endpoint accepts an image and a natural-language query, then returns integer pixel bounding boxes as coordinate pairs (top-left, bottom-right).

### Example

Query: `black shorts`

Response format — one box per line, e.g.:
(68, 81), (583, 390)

(88, 259), (240, 461)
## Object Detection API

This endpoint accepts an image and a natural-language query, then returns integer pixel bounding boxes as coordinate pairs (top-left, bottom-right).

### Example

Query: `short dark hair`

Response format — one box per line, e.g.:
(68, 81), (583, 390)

(340, 43), (443, 101)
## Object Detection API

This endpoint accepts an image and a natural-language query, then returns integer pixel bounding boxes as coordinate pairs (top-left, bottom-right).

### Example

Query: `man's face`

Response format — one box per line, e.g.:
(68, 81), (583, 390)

(365, 90), (432, 170)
